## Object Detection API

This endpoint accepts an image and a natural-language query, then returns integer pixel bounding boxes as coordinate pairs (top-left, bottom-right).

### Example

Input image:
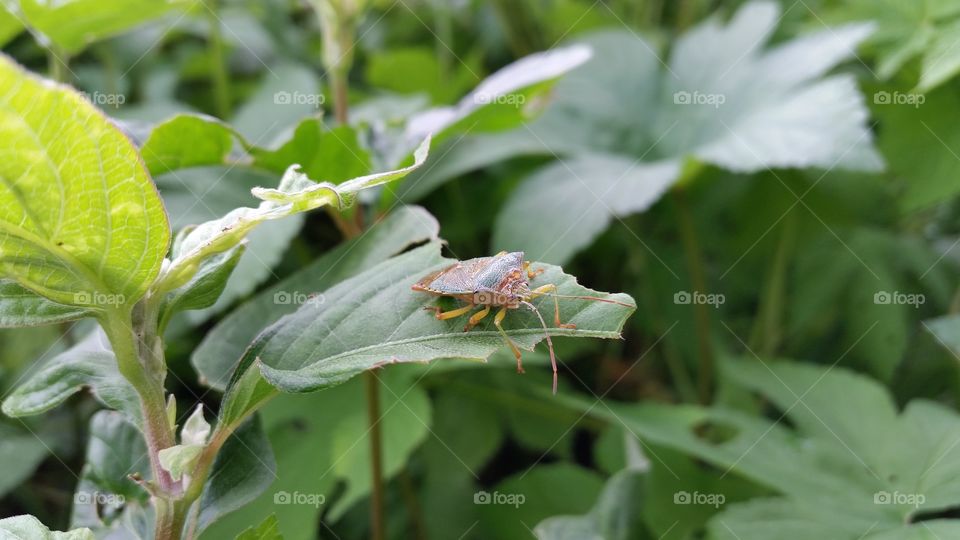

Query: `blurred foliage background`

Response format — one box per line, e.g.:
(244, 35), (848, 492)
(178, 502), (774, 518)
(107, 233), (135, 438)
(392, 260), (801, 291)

(3, 0), (960, 538)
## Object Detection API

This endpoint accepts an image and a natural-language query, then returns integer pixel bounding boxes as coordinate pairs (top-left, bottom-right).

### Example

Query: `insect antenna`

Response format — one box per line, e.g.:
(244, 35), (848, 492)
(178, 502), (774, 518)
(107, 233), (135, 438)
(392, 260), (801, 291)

(520, 300), (558, 395)
(538, 292), (634, 308)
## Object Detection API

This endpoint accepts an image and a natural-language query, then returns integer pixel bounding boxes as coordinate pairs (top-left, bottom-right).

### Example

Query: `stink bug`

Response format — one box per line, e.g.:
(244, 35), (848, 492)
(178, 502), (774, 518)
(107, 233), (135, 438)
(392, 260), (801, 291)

(411, 251), (633, 393)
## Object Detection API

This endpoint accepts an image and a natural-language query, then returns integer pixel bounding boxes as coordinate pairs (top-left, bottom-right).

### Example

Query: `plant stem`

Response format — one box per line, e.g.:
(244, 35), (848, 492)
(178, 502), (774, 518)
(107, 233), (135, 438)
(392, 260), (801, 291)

(102, 306), (182, 539)
(672, 188), (715, 404)
(365, 371), (385, 540)
(331, 68), (349, 125)
(206, 0), (231, 118)
(46, 46), (69, 83)
(748, 210), (797, 357)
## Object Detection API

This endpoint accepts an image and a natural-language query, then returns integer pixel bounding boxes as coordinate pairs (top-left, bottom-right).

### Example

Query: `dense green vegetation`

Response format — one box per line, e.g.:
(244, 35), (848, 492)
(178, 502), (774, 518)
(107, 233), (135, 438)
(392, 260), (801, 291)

(1, 1), (960, 538)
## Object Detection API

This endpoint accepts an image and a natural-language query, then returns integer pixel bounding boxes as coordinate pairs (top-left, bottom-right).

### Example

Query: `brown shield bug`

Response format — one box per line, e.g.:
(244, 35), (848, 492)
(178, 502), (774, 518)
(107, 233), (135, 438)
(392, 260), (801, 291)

(411, 251), (634, 393)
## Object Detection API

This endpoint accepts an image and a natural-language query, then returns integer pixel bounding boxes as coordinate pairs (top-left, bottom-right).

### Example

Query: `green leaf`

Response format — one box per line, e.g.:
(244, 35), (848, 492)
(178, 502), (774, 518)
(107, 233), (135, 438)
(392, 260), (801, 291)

(534, 469), (648, 540)
(492, 155), (680, 264)
(0, 280), (89, 327)
(151, 138), (429, 300)
(235, 515), (282, 540)
(366, 46), (483, 104)
(0, 53), (170, 308)
(78, 411), (150, 502)
(0, 423), (47, 498)
(141, 115), (371, 182)
(194, 205), (439, 390)
(829, 0), (960, 90)
(160, 238), (245, 325)
(1, 330), (140, 426)
(0, 4), (21, 46)
(486, 2), (882, 263)
(158, 444), (203, 482)
(6, 0), (189, 55)
(141, 114), (239, 176)
(71, 411), (151, 536)
(249, 242), (634, 393)
(403, 44), (591, 145)
(0, 515), (93, 540)
(926, 314), (960, 356)
(155, 167), (304, 324)
(480, 463), (605, 539)
(196, 417), (276, 535)
(874, 84), (960, 212)
(582, 358), (960, 538)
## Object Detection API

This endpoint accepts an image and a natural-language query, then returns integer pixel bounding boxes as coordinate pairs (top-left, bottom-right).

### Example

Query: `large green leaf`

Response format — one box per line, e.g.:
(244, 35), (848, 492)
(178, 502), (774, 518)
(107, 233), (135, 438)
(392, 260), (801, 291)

(6, 0), (189, 55)
(583, 359), (960, 538)
(193, 205), (439, 390)
(0, 515), (93, 540)
(1, 330), (140, 427)
(484, 2), (882, 263)
(0, 53), (170, 309)
(830, 0), (960, 90)
(493, 155), (680, 264)
(874, 84), (960, 212)
(0, 280), (88, 327)
(0, 4), (21, 46)
(534, 469), (648, 540)
(248, 242), (634, 393)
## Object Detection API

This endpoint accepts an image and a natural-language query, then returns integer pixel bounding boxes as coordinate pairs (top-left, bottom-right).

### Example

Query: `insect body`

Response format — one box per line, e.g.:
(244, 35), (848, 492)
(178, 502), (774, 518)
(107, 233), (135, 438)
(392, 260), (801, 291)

(411, 251), (630, 393)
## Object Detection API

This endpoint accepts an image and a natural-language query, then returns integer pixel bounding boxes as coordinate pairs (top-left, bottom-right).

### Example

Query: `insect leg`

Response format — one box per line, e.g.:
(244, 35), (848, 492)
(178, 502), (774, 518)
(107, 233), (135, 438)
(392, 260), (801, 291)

(493, 306), (524, 373)
(529, 284), (577, 329)
(424, 303), (475, 321)
(463, 304), (491, 332)
(523, 261), (544, 280)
